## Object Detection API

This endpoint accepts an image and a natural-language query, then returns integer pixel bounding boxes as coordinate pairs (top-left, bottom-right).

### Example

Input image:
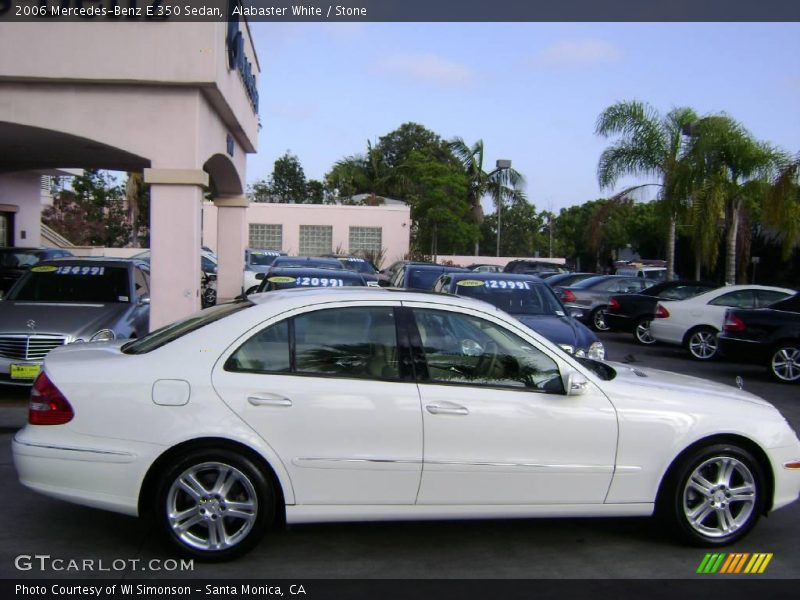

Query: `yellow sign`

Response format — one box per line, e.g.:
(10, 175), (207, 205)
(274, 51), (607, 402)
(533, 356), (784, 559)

(31, 266), (57, 273)
(268, 276), (297, 284)
(456, 279), (484, 287)
(10, 364), (41, 380)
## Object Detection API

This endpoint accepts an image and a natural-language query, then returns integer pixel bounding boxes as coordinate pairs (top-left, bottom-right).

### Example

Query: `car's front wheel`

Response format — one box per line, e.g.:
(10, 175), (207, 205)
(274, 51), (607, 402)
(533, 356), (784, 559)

(769, 344), (800, 383)
(590, 307), (609, 332)
(662, 443), (764, 546)
(633, 318), (656, 345)
(686, 327), (718, 360)
(155, 449), (274, 560)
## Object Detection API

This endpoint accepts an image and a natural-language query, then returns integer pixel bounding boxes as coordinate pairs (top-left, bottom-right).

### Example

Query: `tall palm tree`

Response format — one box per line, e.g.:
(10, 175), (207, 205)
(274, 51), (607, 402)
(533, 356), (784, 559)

(448, 137), (526, 255)
(595, 101), (698, 280)
(764, 152), (800, 260)
(681, 116), (787, 284)
(125, 171), (144, 248)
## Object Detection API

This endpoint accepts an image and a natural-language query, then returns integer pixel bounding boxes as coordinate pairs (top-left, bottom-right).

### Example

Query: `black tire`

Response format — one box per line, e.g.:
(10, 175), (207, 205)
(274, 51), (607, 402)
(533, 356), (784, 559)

(659, 443), (764, 547)
(633, 318), (656, 345)
(590, 307), (609, 332)
(768, 344), (800, 383)
(685, 326), (719, 361)
(154, 448), (274, 561)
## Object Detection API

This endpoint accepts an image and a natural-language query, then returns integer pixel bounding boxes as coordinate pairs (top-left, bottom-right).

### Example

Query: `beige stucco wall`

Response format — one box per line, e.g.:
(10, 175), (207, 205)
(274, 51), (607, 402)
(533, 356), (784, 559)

(0, 173), (42, 247)
(202, 202), (412, 267)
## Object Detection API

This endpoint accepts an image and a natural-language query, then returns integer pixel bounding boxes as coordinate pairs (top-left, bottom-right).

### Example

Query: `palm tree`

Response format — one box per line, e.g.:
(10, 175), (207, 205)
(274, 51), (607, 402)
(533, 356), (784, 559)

(681, 116), (788, 284)
(125, 172), (144, 247)
(764, 152), (800, 260)
(448, 137), (526, 255)
(326, 141), (409, 204)
(595, 101), (698, 281)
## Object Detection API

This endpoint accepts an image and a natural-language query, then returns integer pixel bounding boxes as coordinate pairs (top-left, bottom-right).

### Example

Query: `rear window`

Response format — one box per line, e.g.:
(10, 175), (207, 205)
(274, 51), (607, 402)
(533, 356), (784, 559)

(7, 265), (130, 303)
(122, 301), (253, 354)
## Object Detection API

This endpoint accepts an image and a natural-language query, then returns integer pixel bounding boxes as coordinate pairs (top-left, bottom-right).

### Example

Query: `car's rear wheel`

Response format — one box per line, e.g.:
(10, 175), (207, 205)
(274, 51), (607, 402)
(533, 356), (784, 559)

(591, 307), (609, 332)
(769, 344), (800, 383)
(633, 318), (656, 345)
(686, 327), (718, 360)
(155, 449), (274, 561)
(661, 443), (764, 546)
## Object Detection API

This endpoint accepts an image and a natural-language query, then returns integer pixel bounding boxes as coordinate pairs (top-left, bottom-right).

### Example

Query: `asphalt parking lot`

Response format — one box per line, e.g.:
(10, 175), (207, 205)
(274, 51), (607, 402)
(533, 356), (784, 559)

(1, 332), (798, 581)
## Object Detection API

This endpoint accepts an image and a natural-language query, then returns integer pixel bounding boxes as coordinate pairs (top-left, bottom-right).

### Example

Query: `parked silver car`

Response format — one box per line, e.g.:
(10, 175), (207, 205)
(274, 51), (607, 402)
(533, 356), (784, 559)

(0, 257), (150, 385)
(559, 275), (647, 331)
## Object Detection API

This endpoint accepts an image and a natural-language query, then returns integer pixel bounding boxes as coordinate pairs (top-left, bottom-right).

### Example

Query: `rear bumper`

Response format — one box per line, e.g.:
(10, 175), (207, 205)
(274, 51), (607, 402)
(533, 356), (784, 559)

(717, 337), (769, 364)
(604, 313), (635, 332)
(649, 320), (685, 346)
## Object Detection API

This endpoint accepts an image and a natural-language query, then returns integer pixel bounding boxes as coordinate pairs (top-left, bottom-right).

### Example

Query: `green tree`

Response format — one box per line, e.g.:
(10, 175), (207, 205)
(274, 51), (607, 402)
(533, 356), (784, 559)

(481, 198), (543, 257)
(447, 138), (526, 255)
(305, 179), (325, 204)
(595, 101), (698, 280)
(681, 116), (788, 284)
(763, 152), (800, 260)
(269, 151), (307, 203)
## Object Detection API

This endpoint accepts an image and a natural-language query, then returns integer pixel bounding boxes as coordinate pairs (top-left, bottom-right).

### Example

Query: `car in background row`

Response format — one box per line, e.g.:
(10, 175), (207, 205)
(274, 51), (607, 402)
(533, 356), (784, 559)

(14, 287), (800, 560)
(503, 260), (569, 276)
(605, 280), (719, 345)
(650, 285), (796, 360)
(0, 257), (150, 385)
(434, 272), (604, 360)
(132, 248), (218, 307)
(243, 249), (286, 291)
(255, 267), (366, 292)
(0, 247), (74, 294)
(718, 293), (800, 383)
(390, 263), (468, 290)
(559, 275), (648, 332)
(545, 272), (596, 290)
(245, 256), (346, 294)
(323, 255), (382, 287)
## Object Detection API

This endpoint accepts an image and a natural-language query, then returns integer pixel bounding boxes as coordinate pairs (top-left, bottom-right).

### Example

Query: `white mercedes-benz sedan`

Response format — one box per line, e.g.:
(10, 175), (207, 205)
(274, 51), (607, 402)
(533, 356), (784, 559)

(13, 288), (800, 560)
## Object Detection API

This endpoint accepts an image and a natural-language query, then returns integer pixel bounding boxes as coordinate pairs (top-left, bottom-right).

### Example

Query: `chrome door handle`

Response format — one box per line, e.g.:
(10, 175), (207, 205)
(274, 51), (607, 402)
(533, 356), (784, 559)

(248, 394), (292, 407)
(426, 403), (469, 416)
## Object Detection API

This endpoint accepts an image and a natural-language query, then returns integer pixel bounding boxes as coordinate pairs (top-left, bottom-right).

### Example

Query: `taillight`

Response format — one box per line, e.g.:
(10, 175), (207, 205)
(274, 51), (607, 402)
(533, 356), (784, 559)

(561, 289), (577, 303)
(29, 372), (74, 425)
(655, 304), (670, 319)
(607, 297), (620, 311)
(724, 313), (746, 333)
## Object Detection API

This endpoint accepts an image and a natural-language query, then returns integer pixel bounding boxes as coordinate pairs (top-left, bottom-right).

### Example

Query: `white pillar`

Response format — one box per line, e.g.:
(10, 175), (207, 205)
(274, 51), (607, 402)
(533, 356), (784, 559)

(144, 168), (207, 331)
(214, 195), (248, 302)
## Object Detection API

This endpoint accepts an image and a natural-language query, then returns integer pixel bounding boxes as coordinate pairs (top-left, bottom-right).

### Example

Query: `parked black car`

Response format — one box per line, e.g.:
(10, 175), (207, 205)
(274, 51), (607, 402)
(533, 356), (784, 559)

(717, 293), (800, 383)
(390, 263), (468, 290)
(503, 259), (568, 276)
(0, 247), (74, 295)
(605, 280), (719, 345)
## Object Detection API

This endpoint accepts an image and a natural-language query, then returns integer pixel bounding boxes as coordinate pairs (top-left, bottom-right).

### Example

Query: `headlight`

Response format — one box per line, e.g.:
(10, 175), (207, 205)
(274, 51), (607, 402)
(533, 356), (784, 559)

(587, 341), (605, 361)
(89, 329), (116, 343)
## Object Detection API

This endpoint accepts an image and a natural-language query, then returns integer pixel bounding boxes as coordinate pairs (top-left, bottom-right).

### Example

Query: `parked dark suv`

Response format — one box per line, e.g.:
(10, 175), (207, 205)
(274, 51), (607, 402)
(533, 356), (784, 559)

(503, 260), (568, 276)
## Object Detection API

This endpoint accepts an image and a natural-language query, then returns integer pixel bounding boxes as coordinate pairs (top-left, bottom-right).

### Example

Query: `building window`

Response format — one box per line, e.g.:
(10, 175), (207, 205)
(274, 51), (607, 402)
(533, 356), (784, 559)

(299, 225), (332, 256)
(349, 226), (382, 254)
(249, 224), (283, 250)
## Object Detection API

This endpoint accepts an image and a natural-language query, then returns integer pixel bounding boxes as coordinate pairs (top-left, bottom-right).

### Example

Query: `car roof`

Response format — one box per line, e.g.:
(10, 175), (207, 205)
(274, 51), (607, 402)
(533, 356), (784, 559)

(247, 285), (499, 312)
(685, 284), (797, 302)
(41, 257), (146, 267)
(266, 267), (365, 280)
(447, 272), (545, 283)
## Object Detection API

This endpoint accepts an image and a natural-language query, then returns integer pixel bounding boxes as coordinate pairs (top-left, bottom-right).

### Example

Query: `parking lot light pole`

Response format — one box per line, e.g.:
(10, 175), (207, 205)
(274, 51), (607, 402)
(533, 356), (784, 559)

(495, 159), (511, 257)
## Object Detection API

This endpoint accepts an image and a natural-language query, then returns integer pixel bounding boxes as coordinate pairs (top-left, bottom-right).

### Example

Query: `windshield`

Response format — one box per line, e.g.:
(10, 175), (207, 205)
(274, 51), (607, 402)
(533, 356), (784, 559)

(338, 258), (377, 274)
(249, 252), (280, 266)
(273, 257), (344, 270)
(570, 276), (610, 289)
(7, 265), (131, 303)
(454, 279), (565, 316)
(122, 301), (253, 354)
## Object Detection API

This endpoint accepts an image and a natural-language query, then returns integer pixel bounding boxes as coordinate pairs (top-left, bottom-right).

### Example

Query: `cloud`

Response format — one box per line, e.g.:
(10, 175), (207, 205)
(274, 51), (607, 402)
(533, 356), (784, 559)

(533, 39), (622, 68)
(370, 53), (477, 88)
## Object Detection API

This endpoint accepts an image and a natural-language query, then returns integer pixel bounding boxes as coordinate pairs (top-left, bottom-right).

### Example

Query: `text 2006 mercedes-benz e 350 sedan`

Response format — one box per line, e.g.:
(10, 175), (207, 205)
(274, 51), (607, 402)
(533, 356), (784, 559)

(13, 288), (800, 560)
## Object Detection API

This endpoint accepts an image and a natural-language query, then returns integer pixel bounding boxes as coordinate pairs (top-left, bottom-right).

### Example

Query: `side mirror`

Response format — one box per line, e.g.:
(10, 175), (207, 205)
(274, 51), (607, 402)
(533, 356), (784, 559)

(562, 371), (589, 396)
(255, 272), (265, 281)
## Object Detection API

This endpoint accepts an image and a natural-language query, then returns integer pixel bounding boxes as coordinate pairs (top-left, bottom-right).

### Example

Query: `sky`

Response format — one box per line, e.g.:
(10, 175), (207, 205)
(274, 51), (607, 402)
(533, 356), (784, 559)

(246, 22), (800, 213)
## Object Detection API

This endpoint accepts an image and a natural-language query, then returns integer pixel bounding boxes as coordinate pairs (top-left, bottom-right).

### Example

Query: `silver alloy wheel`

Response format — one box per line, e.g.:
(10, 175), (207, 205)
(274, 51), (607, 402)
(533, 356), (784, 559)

(592, 308), (609, 331)
(634, 320), (655, 344)
(166, 461), (258, 552)
(682, 455), (757, 539)
(688, 329), (717, 360)
(771, 346), (800, 382)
